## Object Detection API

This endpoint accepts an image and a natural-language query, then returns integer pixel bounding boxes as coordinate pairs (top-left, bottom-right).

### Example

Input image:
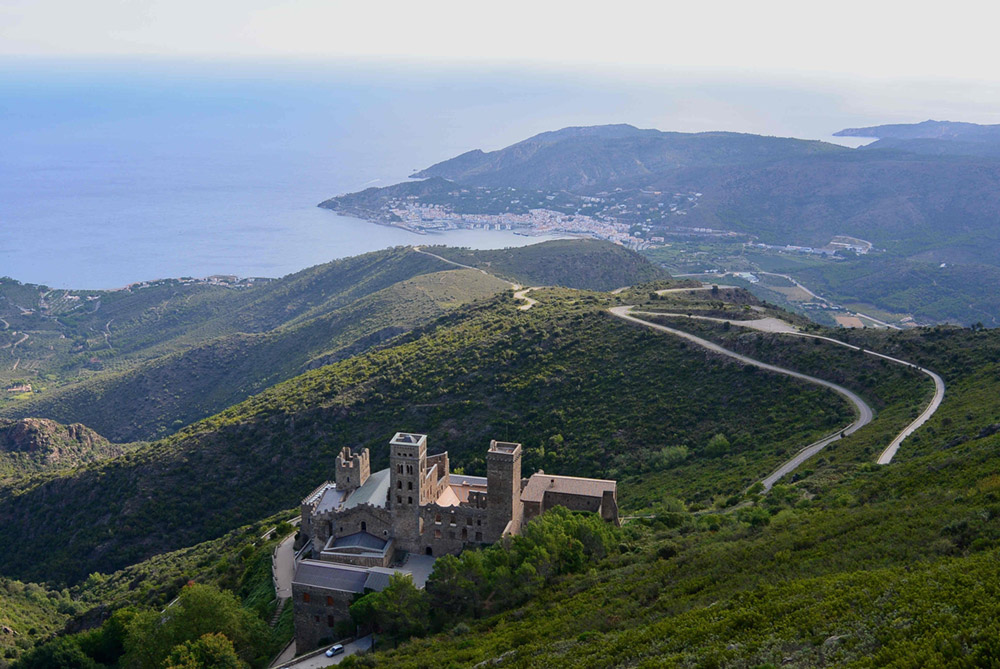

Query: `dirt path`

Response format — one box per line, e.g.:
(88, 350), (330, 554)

(412, 246), (538, 310)
(629, 310), (799, 334)
(513, 287), (538, 311)
(3, 332), (29, 353)
(654, 285), (716, 295)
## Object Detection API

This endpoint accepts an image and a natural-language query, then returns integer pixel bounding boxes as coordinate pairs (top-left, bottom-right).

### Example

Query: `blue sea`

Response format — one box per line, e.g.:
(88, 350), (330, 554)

(2, 59), (994, 289)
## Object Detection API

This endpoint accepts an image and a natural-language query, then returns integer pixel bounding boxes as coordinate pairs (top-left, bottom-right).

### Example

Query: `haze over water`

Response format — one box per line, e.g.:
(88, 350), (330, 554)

(3, 59), (998, 289)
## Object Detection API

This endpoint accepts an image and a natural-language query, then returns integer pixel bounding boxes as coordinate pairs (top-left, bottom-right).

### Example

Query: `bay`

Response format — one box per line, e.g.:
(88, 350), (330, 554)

(2, 60), (996, 288)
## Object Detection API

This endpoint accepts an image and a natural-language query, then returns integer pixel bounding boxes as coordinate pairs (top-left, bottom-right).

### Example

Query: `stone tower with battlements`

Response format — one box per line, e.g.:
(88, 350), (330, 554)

(335, 446), (370, 495)
(486, 440), (523, 541)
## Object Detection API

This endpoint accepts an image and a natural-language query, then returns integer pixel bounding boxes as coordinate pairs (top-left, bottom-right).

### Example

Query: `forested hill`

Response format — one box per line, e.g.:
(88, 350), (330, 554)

(338, 123), (1000, 267)
(0, 285), (860, 585)
(423, 239), (668, 290)
(4, 273), (1000, 666)
(835, 119), (1000, 141)
(411, 124), (844, 190)
(1, 241), (661, 442)
(837, 120), (1000, 159)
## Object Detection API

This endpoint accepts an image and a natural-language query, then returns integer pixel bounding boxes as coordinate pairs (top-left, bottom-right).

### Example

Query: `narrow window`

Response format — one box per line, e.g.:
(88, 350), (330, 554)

(327, 615), (335, 627)
(397, 495), (402, 504)
(434, 530), (441, 539)
(476, 531), (483, 541)
(302, 593), (310, 603)
(408, 496), (413, 504)
(408, 481), (413, 490)
(326, 596), (334, 606)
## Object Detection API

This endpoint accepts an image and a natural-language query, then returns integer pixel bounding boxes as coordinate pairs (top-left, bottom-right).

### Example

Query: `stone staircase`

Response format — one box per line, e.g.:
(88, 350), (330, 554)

(269, 597), (288, 627)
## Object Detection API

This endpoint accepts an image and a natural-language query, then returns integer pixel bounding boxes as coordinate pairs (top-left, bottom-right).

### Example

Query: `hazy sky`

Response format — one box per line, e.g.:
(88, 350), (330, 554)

(2, 0), (999, 83)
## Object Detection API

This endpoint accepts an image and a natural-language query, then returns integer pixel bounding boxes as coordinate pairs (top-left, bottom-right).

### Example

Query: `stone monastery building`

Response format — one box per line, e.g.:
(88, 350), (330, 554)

(291, 432), (618, 649)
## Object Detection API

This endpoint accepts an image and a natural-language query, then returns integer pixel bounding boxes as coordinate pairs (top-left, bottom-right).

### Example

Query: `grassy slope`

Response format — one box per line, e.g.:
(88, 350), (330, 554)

(367, 324), (1000, 669)
(427, 239), (669, 290)
(0, 288), (855, 586)
(8, 268), (508, 442)
(1, 241), (666, 441)
(3, 285), (995, 667)
(0, 248), (447, 413)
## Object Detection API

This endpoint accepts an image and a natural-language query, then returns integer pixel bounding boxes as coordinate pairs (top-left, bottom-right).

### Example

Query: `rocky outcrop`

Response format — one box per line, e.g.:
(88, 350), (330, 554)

(0, 418), (122, 474)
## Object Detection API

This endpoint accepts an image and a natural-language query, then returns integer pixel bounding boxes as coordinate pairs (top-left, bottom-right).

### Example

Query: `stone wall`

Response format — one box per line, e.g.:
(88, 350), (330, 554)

(292, 584), (353, 652)
(312, 504), (393, 555)
(415, 503), (490, 556)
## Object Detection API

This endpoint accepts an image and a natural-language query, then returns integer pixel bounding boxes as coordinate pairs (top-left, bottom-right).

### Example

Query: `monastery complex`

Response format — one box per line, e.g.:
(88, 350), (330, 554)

(292, 432), (619, 649)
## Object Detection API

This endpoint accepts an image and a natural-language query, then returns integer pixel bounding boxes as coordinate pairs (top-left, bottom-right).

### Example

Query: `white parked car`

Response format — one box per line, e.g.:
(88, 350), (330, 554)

(325, 644), (345, 657)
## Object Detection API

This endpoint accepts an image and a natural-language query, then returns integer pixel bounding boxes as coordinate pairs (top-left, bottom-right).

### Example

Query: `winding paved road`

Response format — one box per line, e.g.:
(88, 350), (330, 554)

(613, 306), (945, 473)
(609, 306), (873, 490)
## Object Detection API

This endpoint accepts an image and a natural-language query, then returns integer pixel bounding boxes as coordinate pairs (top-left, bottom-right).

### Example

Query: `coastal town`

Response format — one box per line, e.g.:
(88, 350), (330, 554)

(389, 202), (652, 248)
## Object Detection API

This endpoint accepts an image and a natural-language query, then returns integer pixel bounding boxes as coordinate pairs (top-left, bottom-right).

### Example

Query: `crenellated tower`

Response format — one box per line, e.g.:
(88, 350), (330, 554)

(334, 446), (370, 495)
(486, 440), (523, 541)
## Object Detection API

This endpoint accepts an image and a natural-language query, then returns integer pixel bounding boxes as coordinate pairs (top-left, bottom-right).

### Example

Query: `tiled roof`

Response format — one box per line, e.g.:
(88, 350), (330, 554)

(363, 570), (392, 592)
(520, 474), (616, 503)
(447, 474), (488, 487)
(292, 561), (369, 593)
(343, 468), (390, 510)
(435, 486), (461, 507)
(331, 531), (388, 551)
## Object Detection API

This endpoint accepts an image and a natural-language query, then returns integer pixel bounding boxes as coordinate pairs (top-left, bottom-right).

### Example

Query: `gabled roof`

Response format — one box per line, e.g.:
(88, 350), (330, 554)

(521, 473), (616, 503)
(331, 531), (388, 551)
(342, 468), (391, 510)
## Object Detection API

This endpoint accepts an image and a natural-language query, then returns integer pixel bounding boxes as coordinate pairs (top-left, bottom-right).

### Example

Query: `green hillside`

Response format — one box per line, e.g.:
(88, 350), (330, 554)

(425, 239), (668, 290)
(0, 286), (862, 586)
(342, 320), (1000, 668)
(0, 266), (996, 667)
(1, 242), (665, 441)
(7, 268), (507, 442)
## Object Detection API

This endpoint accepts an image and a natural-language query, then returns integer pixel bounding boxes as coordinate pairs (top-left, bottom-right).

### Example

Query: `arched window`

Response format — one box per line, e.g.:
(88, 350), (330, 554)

(425, 546), (433, 556)
(361, 521), (367, 532)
